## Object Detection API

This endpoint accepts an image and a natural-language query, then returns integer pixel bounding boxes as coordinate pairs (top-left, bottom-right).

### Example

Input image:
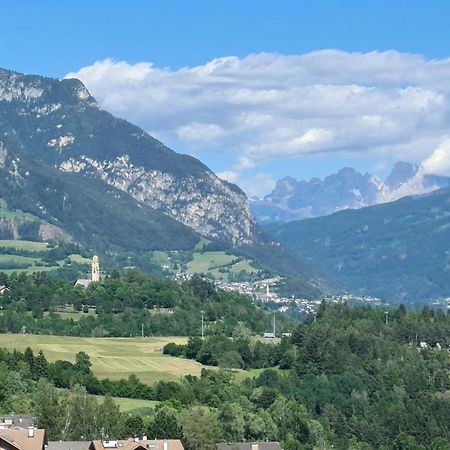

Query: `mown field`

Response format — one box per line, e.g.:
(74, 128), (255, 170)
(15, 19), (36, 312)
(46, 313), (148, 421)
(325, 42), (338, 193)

(0, 334), (207, 384)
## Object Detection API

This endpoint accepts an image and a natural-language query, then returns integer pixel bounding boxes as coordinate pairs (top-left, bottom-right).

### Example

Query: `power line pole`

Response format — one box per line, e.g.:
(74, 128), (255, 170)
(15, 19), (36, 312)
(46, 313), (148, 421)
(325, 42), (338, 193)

(141, 323), (144, 339)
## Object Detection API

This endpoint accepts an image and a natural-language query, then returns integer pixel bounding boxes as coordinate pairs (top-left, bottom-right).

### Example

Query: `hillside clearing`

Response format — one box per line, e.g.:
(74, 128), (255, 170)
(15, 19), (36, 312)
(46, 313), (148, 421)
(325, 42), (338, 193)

(0, 334), (207, 384)
(91, 395), (158, 413)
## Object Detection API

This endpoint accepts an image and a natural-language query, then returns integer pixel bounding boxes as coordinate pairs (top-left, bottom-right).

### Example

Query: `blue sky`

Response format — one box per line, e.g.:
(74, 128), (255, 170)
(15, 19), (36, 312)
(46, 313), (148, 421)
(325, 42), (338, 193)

(3, 1), (450, 196)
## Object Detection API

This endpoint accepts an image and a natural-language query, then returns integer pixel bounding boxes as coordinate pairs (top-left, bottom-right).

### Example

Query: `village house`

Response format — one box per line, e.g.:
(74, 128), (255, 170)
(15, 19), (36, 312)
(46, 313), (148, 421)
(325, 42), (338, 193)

(0, 285), (9, 295)
(217, 443), (282, 450)
(0, 415), (34, 430)
(47, 441), (90, 450)
(0, 427), (45, 450)
(89, 439), (184, 450)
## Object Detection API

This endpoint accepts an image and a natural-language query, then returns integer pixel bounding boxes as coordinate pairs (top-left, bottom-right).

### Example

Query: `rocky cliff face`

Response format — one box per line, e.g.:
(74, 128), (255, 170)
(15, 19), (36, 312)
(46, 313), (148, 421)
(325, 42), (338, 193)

(0, 68), (255, 245)
(252, 162), (450, 223)
(58, 155), (254, 244)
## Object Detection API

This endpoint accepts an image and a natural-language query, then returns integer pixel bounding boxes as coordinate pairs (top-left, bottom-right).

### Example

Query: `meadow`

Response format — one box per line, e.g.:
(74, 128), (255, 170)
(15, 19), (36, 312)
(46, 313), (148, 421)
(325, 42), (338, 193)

(0, 240), (90, 273)
(0, 334), (207, 384)
(186, 251), (258, 280)
(91, 395), (159, 413)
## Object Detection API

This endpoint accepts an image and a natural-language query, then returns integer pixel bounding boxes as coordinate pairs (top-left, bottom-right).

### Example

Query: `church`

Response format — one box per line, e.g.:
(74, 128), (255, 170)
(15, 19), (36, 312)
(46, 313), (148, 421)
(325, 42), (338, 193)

(75, 255), (100, 288)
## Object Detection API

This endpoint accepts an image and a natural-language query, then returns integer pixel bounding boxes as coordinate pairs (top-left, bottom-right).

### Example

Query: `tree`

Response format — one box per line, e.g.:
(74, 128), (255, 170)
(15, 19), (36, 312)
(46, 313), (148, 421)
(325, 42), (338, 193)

(33, 380), (65, 440)
(147, 407), (182, 439)
(63, 385), (98, 440)
(24, 347), (35, 373)
(123, 415), (144, 438)
(218, 351), (244, 369)
(97, 396), (123, 439)
(391, 433), (425, 450)
(34, 350), (49, 379)
(180, 406), (221, 450)
(218, 403), (245, 441)
(75, 351), (92, 374)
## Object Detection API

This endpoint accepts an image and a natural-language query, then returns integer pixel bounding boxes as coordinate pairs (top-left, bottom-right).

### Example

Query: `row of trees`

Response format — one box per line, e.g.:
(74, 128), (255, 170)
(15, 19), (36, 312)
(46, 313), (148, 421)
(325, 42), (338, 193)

(0, 271), (292, 337)
(164, 335), (293, 369)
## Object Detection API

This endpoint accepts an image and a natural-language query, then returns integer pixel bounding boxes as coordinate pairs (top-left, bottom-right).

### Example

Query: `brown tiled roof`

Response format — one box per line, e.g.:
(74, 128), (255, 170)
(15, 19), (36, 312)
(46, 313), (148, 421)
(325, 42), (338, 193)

(0, 428), (45, 450)
(90, 439), (184, 450)
(216, 443), (282, 450)
(47, 441), (91, 450)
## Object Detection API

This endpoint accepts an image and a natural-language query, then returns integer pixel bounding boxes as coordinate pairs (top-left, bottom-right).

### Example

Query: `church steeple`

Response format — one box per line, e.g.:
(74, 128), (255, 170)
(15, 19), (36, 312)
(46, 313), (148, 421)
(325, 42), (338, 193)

(91, 255), (100, 282)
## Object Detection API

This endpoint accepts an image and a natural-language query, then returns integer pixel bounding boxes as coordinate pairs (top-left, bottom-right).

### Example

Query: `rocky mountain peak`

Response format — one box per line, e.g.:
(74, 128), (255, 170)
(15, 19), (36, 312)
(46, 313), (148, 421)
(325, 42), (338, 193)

(0, 68), (256, 245)
(252, 162), (450, 223)
(384, 161), (419, 191)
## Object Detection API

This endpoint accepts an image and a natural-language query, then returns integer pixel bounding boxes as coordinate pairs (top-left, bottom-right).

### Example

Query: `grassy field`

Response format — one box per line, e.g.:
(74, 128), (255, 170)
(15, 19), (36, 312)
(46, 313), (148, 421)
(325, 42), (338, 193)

(43, 308), (97, 321)
(67, 253), (92, 264)
(186, 251), (258, 280)
(0, 240), (49, 251)
(0, 254), (39, 265)
(92, 395), (159, 412)
(0, 334), (207, 384)
(0, 240), (90, 273)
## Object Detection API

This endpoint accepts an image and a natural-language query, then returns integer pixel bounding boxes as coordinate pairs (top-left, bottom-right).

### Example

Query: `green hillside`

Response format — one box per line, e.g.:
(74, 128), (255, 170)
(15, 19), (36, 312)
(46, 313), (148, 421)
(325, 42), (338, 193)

(0, 238), (90, 274)
(265, 188), (450, 304)
(0, 334), (206, 384)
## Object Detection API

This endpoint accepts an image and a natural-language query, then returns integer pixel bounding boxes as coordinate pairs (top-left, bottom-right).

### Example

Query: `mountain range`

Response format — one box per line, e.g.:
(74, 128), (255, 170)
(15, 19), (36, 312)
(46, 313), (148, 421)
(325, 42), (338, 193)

(265, 187), (450, 303)
(0, 68), (256, 246)
(252, 162), (450, 223)
(0, 67), (326, 295)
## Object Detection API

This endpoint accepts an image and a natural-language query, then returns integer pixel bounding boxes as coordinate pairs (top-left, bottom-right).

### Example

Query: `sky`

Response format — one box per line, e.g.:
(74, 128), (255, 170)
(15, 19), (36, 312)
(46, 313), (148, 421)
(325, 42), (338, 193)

(2, 1), (450, 197)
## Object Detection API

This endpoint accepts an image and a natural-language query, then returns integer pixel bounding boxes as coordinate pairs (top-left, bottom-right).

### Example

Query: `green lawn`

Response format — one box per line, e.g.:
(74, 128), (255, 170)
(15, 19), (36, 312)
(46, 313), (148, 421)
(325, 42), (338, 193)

(0, 334), (207, 384)
(92, 395), (158, 412)
(0, 240), (49, 251)
(68, 254), (91, 264)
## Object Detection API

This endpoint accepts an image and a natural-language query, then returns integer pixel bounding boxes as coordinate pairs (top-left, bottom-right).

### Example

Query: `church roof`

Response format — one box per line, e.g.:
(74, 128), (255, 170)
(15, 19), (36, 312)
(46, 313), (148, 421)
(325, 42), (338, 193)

(75, 279), (91, 288)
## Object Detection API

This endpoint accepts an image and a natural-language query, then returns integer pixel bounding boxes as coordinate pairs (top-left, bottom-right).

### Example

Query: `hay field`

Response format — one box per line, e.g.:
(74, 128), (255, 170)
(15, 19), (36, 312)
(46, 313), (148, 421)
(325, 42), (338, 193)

(0, 334), (206, 384)
(91, 395), (159, 412)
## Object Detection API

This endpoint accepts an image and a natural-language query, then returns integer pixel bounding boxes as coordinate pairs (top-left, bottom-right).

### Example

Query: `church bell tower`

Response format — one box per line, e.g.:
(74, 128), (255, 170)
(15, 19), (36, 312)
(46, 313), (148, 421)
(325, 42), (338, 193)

(91, 255), (100, 282)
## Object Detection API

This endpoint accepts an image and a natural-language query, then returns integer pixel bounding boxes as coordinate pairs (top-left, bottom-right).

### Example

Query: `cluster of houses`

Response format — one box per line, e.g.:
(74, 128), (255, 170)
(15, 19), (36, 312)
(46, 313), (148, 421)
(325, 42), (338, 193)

(0, 415), (282, 450)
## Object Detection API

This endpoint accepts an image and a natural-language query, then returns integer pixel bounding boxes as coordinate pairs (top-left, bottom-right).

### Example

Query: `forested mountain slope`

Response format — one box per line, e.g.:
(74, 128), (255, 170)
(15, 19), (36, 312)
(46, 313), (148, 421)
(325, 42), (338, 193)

(265, 187), (450, 303)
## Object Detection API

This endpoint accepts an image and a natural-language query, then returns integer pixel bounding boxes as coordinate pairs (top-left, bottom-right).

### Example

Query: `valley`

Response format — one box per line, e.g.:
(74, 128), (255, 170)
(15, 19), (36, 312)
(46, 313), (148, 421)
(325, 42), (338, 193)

(0, 58), (448, 450)
(265, 187), (450, 304)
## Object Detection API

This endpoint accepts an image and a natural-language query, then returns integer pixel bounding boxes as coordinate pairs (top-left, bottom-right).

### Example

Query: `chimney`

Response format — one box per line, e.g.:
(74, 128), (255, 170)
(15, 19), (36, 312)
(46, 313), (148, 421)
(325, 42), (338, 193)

(134, 437), (139, 443)
(163, 441), (168, 450)
(142, 436), (147, 441)
(251, 444), (258, 450)
(28, 427), (34, 438)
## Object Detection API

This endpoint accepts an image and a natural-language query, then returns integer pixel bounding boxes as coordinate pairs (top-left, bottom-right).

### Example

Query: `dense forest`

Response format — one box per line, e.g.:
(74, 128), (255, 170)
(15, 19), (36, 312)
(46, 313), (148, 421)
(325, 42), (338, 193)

(1, 302), (449, 450)
(0, 271), (291, 336)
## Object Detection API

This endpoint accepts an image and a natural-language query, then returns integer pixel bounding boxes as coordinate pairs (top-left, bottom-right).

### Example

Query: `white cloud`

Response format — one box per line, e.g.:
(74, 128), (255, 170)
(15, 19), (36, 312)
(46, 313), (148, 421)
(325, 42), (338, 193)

(66, 51), (450, 193)
(236, 172), (277, 199)
(423, 139), (450, 177)
(217, 170), (239, 184)
(176, 122), (225, 142)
